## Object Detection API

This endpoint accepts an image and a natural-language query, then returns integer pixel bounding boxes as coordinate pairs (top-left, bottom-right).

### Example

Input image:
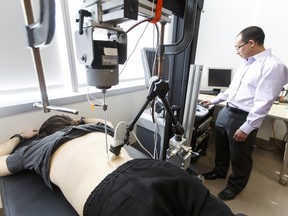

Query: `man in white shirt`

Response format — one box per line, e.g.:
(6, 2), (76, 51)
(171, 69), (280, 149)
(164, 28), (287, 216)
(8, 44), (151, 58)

(202, 26), (288, 200)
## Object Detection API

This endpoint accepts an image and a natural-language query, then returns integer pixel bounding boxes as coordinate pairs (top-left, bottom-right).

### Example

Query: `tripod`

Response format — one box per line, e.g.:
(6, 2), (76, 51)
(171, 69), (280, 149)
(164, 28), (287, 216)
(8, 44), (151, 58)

(110, 76), (185, 156)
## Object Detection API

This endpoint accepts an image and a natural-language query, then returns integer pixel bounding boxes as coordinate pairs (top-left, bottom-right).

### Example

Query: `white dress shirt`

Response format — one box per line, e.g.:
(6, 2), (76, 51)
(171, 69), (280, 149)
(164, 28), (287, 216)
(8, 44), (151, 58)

(211, 49), (288, 134)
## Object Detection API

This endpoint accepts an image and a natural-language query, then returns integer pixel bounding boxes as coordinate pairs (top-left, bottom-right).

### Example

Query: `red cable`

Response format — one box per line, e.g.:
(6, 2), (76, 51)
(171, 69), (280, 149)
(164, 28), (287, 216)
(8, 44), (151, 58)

(150, 0), (163, 24)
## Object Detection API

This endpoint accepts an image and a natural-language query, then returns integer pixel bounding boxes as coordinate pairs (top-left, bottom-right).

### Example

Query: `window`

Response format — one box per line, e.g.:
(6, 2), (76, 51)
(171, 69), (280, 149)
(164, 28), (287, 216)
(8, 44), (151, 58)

(0, 0), (172, 113)
(0, 0), (71, 107)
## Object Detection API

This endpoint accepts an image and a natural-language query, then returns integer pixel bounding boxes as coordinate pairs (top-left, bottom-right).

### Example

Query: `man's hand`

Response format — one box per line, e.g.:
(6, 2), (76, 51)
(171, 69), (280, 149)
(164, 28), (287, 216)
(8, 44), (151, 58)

(200, 99), (212, 107)
(21, 129), (38, 140)
(233, 129), (248, 142)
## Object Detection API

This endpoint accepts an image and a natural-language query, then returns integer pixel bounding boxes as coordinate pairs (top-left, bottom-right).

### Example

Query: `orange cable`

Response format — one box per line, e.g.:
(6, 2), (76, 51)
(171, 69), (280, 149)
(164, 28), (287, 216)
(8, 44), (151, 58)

(150, 0), (163, 24)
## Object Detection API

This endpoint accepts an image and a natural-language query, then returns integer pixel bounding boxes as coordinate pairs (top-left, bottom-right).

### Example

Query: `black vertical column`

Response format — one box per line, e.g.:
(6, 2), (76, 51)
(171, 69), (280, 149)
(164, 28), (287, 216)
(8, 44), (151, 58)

(162, 0), (205, 159)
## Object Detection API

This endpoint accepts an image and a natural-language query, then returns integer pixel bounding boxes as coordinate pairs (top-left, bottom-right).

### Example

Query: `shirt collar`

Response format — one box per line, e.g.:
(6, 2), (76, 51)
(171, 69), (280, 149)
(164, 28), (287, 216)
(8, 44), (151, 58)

(251, 49), (271, 62)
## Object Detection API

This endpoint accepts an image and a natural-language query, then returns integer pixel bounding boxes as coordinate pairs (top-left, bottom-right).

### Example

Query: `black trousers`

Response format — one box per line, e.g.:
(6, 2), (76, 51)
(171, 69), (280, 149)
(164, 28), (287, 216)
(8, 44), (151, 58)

(214, 107), (258, 194)
(84, 158), (235, 216)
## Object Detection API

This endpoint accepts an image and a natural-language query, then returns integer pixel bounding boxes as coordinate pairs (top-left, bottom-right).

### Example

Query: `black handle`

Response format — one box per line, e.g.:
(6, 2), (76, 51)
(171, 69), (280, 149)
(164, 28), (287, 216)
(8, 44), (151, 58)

(78, 9), (92, 35)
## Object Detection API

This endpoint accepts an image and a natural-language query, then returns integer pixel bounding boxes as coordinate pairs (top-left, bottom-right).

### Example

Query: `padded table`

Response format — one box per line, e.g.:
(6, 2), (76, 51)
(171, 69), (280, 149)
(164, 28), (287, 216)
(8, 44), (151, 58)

(0, 170), (78, 216)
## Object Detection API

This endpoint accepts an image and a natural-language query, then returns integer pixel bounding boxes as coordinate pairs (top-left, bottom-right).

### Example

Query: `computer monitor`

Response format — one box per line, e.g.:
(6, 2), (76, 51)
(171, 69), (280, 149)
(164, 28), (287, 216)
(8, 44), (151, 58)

(141, 47), (170, 88)
(207, 68), (232, 93)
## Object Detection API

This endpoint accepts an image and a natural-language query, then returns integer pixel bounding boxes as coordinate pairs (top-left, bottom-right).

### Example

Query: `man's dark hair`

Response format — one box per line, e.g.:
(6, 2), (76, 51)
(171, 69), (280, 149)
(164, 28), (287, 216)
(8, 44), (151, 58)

(238, 26), (265, 45)
(38, 115), (78, 138)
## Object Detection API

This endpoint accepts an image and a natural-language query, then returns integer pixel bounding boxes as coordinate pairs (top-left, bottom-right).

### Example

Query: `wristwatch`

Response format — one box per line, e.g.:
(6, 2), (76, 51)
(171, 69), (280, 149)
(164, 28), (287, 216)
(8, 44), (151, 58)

(80, 117), (86, 124)
(10, 134), (24, 143)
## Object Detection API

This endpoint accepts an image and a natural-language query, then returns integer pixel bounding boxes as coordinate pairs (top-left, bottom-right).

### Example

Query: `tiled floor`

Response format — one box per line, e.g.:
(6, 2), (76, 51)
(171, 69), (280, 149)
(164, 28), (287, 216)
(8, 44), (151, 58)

(194, 139), (288, 216)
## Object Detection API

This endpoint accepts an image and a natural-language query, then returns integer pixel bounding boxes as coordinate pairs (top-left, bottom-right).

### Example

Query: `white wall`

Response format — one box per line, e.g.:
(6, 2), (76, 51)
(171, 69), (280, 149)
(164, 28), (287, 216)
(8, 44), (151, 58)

(0, 90), (148, 144)
(195, 0), (288, 141)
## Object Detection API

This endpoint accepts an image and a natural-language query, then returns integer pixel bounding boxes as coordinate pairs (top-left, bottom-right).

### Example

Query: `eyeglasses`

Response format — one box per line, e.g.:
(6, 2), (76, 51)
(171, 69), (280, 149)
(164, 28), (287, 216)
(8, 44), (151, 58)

(235, 41), (249, 50)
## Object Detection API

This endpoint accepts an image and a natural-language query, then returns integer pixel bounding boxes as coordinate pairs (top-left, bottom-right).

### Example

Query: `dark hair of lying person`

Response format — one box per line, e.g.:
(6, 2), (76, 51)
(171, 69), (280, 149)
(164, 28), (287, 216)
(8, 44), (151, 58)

(38, 115), (78, 138)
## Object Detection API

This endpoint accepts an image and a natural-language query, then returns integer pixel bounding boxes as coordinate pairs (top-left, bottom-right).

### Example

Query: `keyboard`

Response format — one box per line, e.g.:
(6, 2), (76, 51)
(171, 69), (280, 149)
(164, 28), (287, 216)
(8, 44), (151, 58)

(199, 89), (219, 95)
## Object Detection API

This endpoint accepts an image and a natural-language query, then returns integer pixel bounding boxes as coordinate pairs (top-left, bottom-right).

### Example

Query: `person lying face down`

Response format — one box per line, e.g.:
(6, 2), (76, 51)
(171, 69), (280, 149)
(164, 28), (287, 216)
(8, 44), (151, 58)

(0, 115), (242, 216)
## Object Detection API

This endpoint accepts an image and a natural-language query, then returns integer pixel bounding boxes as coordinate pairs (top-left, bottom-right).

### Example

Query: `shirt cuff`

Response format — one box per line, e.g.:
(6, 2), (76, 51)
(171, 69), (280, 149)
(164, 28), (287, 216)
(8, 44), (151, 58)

(240, 122), (255, 135)
(210, 98), (221, 104)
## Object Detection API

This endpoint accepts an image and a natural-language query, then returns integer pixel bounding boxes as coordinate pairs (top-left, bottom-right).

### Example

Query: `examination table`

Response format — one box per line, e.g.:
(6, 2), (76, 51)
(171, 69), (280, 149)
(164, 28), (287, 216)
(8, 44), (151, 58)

(0, 169), (78, 216)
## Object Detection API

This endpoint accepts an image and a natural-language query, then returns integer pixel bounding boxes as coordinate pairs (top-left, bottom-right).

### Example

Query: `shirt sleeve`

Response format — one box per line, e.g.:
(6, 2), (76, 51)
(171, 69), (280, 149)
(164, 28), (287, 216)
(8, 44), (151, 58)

(210, 89), (230, 104)
(240, 61), (288, 134)
(6, 153), (23, 174)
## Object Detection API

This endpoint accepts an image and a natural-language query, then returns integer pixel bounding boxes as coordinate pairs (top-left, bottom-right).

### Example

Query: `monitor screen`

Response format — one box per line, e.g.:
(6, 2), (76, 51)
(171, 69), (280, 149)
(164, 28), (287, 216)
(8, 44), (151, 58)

(141, 47), (170, 88)
(208, 68), (232, 91)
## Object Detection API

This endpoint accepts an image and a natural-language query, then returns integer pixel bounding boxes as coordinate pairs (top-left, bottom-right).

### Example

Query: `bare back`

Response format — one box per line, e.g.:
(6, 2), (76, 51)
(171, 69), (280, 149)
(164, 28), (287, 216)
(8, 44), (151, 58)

(49, 132), (132, 215)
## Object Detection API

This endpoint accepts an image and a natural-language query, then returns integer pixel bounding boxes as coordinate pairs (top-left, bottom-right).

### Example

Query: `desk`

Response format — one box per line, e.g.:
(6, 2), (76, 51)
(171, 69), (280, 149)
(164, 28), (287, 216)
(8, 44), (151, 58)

(266, 103), (288, 185)
(199, 94), (288, 186)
